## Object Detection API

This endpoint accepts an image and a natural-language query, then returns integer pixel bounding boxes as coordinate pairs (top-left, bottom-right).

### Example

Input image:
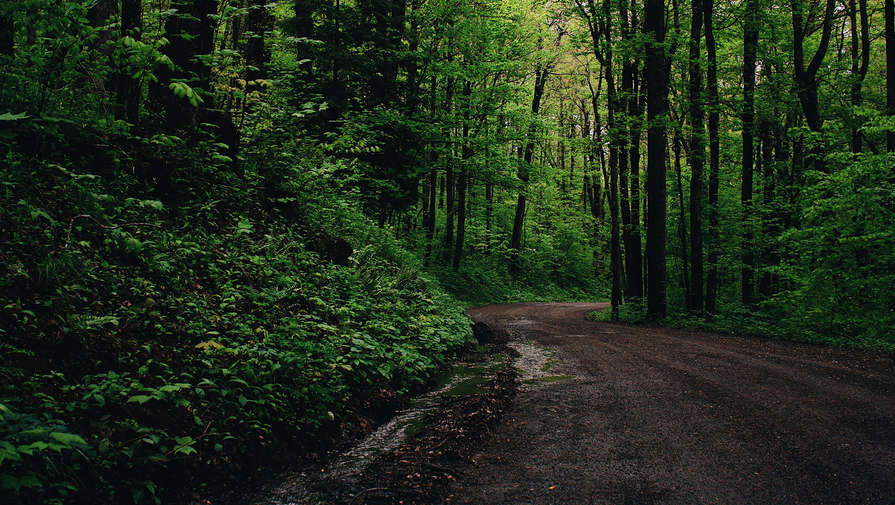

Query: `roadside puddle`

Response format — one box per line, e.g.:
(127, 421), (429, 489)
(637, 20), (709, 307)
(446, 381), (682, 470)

(253, 358), (504, 504)
(328, 361), (496, 480)
(508, 340), (577, 390)
(252, 335), (574, 504)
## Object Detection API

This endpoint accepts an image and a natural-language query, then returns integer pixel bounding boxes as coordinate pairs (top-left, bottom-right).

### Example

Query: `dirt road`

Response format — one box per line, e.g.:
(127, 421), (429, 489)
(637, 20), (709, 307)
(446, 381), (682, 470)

(445, 302), (895, 505)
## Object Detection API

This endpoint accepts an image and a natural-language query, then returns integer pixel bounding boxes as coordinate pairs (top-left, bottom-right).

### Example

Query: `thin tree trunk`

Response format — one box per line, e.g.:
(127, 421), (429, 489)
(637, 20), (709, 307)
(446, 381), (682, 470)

(628, 64), (644, 298)
(759, 122), (776, 298)
(687, 0), (705, 312)
(444, 77), (456, 248)
(619, 3), (634, 298)
(424, 79), (439, 264)
(453, 80), (471, 270)
(887, 0), (895, 151)
(674, 132), (690, 298)
(569, 123), (577, 193)
(704, 0), (720, 314)
(510, 64), (550, 271)
(485, 182), (493, 237)
(849, 0), (870, 152)
(742, 0), (758, 306)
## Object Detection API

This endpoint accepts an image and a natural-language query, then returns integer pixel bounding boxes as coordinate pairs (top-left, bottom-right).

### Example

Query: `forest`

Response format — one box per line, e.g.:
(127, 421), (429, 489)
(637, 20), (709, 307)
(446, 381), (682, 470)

(1, 0), (893, 502)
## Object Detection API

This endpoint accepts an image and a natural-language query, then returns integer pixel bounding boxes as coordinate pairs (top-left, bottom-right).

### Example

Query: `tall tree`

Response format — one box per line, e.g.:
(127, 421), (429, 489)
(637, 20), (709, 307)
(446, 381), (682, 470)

(848, 0), (870, 153)
(628, 56), (644, 299)
(453, 80), (472, 270)
(688, 0), (705, 312)
(424, 77), (439, 263)
(510, 62), (550, 270)
(645, 0), (667, 318)
(704, 0), (720, 314)
(1, 5), (13, 56)
(887, 0), (895, 151)
(157, 0), (218, 132)
(742, 0), (758, 305)
(116, 0), (142, 122)
(792, 0), (835, 133)
(444, 75), (456, 248)
(620, 0), (643, 299)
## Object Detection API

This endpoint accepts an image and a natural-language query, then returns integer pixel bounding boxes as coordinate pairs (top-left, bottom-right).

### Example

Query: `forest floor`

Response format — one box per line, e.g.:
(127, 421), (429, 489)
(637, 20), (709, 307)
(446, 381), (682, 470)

(243, 302), (895, 505)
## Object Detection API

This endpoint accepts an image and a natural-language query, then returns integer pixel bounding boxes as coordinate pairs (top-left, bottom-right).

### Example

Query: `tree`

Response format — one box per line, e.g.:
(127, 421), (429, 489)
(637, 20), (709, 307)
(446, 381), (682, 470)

(156, 0), (218, 132)
(887, 0), (895, 151)
(792, 0), (835, 133)
(454, 80), (472, 270)
(645, 0), (667, 318)
(510, 59), (551, 271)
(1, 4), (13, 56)
(688, 0), (705, 312)
(116, 0), (142, 122)
(742, 0), (758, 306)
(703, 0), (720, 314)
(848, 0), (870, 153)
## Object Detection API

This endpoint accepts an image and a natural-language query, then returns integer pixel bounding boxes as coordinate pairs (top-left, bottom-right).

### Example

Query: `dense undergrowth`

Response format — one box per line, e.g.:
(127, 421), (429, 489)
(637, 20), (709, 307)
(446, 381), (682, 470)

(0, 127), (473, 504)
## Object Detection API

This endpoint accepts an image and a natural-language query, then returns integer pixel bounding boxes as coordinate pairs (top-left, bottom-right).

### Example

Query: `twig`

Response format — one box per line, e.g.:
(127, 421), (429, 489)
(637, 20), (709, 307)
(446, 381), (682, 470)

(166, 420), (213, 457)
(349, 487), (389, 504)
(423, 462), (463, 476)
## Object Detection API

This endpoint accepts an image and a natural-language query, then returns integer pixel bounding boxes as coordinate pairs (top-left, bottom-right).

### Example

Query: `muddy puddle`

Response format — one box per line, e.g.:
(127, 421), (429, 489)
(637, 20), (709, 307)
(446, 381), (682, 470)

(251, 328), (576, 504)
(508, 340), (577, 390)
(251, 359), (503, 504)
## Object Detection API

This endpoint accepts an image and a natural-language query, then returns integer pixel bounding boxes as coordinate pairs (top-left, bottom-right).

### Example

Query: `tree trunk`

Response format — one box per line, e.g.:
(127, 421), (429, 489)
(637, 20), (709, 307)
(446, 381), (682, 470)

(628, 64), (644, 298)
(485, 182), (493, 237)
(510, 64), (550, 271)
(849, 0), (870, 153)
(687, 0), (705, 312)
(704, 0), (720, 314)
(887, 0), (895, 151)
(675, 132), (691, 299)
(424, 78), (438, 264)
(758, 122), (776, 298)
(0, 10), (12, 56)
(792, 0), (835, 134)
(453, 80), (471, 270)
(742, 0), (758, 306)
(645, 0), (667, 319)
(619, 7), (634, 298)
(116, 0), (142, 122)
(444, 77), (456, 248)
(569, 123), (577, 193)
(158, 0), (218, 132)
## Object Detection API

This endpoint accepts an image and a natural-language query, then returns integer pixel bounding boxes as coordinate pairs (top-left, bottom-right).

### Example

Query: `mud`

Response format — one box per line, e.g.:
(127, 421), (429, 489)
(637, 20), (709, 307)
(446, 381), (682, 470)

(443, 302), (895, 505)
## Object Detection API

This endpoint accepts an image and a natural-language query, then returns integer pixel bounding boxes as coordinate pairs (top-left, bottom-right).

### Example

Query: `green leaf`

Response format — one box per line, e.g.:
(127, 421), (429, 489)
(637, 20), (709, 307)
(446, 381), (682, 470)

(16, 441), (49, 455)
(0, 112), (28, 121)
(49, 432), (87, 446)
(127, 395), (154, 405)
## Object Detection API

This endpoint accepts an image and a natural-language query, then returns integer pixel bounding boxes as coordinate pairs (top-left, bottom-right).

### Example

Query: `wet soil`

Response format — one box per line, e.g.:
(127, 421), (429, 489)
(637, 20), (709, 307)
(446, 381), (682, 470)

(243, 302), (895, 505)
(446, 302), (895, 505)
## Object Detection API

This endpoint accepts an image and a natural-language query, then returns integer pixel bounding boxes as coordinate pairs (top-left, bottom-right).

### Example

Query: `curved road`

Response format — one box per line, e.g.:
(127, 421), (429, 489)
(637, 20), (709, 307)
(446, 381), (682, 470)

(443, 303), (895, 505)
